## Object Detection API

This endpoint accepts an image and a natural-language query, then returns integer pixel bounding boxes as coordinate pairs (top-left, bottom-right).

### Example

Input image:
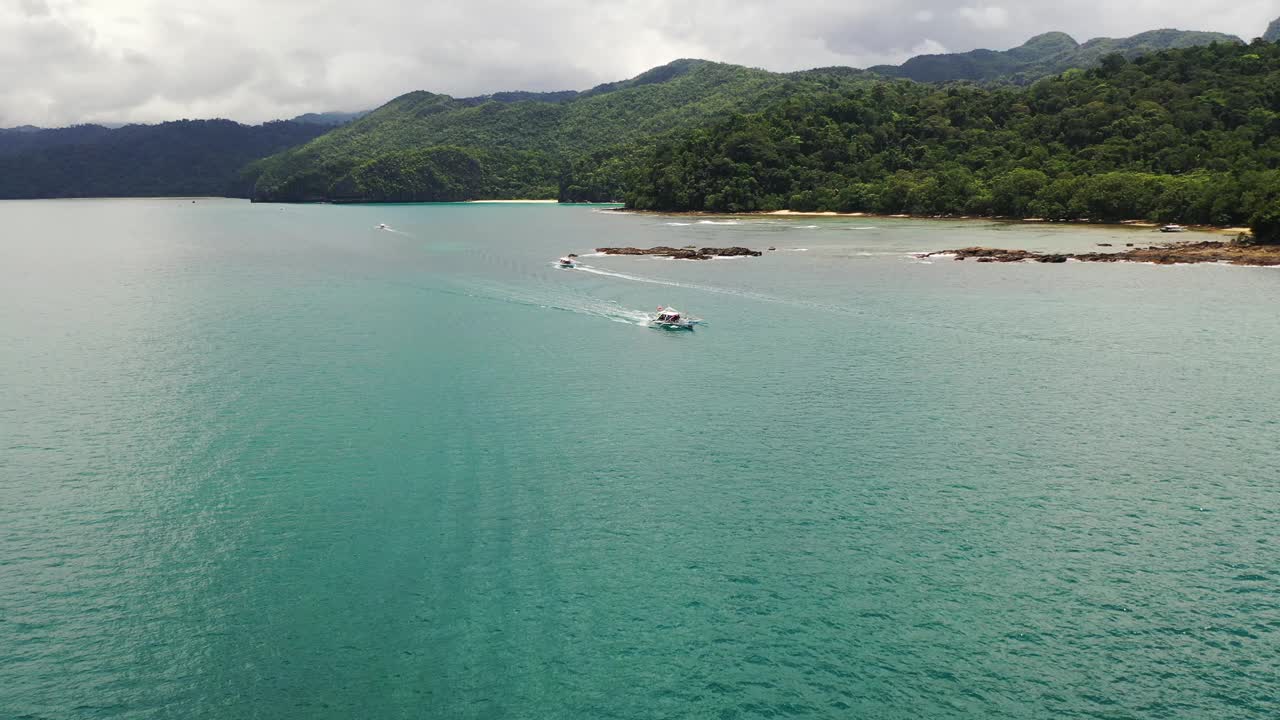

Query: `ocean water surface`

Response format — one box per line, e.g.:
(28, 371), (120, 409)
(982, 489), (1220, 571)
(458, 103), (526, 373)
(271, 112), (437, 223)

(2, 199), (1278, 719)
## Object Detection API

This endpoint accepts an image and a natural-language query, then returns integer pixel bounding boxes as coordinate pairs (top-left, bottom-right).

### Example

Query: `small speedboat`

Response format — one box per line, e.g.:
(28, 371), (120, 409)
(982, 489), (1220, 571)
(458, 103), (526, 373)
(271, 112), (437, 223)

(1159, 224), (1186, 233)
(650, 306), (697, 330)
(377, 223), (390, 230)
(557, 256), (578, 268)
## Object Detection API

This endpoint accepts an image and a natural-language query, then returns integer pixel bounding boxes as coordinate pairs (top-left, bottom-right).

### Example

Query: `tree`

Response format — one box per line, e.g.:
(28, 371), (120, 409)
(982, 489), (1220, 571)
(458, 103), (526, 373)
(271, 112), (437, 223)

(1249, 202), (1280, 244)
(991, 169), (1049, 217)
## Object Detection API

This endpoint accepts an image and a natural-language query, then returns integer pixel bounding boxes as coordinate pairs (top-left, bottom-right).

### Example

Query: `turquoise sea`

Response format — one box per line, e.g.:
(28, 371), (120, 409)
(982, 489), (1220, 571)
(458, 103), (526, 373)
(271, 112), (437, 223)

(2, 198), (1278, 719)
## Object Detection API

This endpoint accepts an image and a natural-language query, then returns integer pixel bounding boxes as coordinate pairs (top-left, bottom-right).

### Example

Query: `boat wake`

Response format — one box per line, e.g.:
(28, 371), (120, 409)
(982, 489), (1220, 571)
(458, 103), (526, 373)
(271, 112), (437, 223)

(574, 263), (707, 290)
(538, 299), (653, 326)
(456, 280), (654, 326)
(573, 263), (858, 316)
(375, 224), (412, 236)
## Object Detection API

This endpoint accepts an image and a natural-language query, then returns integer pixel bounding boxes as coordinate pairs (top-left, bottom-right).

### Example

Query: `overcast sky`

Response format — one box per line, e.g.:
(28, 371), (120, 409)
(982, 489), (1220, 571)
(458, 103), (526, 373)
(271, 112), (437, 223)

(2, 0), (1276, 127)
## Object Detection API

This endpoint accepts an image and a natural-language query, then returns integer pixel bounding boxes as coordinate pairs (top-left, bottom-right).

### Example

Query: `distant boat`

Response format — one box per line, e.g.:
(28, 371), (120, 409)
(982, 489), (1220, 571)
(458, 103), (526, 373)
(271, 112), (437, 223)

(650, 306), (697, 330)
(377, 223), (390, 230)
(1159, 224), (1186, 233)
(557, 256), (578, 268)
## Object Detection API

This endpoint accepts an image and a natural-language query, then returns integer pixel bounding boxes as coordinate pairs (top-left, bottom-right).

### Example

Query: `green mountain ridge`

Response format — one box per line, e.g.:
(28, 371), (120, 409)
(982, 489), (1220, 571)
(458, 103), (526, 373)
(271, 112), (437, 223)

(247, 59), (852, 202)
(869, 28), (1243, 83)
(248, 24), (1256, 204)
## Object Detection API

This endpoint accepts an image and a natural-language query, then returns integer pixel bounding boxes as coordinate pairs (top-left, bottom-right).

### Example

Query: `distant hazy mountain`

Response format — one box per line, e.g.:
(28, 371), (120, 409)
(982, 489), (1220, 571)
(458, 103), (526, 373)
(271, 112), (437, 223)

(1265, 17), (1280, 42)
(0, 120), (330, 199)
(869, 28), (1243, 83)
(0, 124), (115, 156)
(288, 111), (371, 126)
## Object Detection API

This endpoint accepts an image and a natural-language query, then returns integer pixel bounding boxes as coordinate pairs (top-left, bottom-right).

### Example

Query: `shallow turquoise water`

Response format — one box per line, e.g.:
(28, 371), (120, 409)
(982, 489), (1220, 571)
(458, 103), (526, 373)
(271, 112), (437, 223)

(2, 199), (1278, 719)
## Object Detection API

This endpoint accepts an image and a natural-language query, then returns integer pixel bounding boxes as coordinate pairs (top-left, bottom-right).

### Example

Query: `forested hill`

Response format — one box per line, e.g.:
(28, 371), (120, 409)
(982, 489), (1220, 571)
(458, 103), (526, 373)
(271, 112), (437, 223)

(0, 120), (330, 199)
(868, 29), (1242, 83)
(246, 59), (869, 202)
(247, 26), (1250, 204)
(624, 40), (1280, 229)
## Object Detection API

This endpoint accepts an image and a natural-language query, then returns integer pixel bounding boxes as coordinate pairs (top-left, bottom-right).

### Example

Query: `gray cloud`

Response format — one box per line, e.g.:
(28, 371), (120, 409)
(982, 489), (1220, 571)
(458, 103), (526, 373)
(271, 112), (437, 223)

(1, 0), (1275, 126)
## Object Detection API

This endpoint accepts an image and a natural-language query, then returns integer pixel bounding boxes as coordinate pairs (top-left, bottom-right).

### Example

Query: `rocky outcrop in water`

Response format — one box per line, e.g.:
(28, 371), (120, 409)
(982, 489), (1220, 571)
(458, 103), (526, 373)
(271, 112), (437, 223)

(923, 241), (1280, 266)
(596, 246), (762, 260)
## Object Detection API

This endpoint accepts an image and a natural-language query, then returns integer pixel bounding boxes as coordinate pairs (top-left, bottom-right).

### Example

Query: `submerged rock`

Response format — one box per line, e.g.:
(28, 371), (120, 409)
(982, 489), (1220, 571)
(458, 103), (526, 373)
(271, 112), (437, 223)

(924, 241), (1280, 266)
(596, 245), (762, 260)
(704, 246), (762, 257)
(933, 247), (1039, 262)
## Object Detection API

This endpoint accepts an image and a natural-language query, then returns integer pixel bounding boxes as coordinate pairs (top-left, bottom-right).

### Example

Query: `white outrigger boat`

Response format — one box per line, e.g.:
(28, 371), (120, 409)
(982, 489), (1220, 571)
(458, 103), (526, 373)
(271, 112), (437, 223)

(1159, 224), (1186, 233)
(651, 306), (698, 330)
(557, 256), (578, 268)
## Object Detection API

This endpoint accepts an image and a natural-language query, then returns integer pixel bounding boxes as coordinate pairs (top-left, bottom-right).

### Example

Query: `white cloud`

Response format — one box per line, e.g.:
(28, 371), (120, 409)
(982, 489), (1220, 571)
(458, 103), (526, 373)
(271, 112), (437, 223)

(909, 39), (950, 56)
(957, 5), (1010, 30)
(0, 0), (1272, 127)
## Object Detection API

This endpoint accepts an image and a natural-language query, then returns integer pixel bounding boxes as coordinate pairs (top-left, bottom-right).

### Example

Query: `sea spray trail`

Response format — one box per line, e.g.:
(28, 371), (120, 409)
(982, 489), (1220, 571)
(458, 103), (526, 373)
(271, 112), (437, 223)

(375, 224), (413, 236)
(571, 261), (1171, 356)
(572, 263), (864, 317)
(430, 269), (1172, 357)
(446, 276), (654, 327)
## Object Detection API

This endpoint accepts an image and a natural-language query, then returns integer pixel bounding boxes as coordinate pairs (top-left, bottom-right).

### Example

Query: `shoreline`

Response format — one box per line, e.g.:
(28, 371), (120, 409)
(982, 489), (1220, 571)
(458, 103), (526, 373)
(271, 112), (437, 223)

(610, 207), (1249, 236)
(465, 199), (560, 204)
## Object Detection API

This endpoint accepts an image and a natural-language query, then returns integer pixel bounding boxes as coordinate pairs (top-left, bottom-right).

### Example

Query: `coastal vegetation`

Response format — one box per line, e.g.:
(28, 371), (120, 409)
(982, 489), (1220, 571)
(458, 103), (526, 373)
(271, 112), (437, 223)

(1251, 202), (1280, 243)
(624, 40), (1280, 228)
